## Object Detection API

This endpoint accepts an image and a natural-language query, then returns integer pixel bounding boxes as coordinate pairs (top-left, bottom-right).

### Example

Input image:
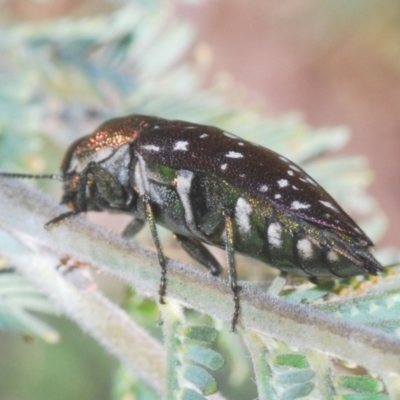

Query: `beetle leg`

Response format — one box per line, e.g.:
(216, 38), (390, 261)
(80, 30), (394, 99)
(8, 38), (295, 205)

(174, 234), (223, 276)
(224, 210), (241, 331)
(44, 211), (77, 229)
(122, 218), (145, 239)
(142, 194), (168, 304)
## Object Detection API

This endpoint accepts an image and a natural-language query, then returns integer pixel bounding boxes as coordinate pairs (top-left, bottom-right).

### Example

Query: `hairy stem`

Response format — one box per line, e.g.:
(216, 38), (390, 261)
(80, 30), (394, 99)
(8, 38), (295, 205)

(1, 178), (400, 378)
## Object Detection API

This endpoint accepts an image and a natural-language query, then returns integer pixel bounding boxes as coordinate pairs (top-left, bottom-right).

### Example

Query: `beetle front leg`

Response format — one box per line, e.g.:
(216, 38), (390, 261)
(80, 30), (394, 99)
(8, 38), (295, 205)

(122, 217), (145, 239)
(224, 210), (241, 331)
(142, 194), (168, 304)
(174, 234), (223, 276)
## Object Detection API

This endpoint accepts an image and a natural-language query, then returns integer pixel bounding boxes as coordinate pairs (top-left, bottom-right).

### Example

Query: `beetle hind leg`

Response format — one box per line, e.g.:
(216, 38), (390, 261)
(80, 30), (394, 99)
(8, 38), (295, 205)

(174, 234), (223, 276)
(224, 211), (241, 332)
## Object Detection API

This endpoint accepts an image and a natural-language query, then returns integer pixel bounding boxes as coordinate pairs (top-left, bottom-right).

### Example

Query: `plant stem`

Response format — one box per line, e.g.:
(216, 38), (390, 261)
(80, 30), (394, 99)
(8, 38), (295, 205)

(1, 178), (400, 378)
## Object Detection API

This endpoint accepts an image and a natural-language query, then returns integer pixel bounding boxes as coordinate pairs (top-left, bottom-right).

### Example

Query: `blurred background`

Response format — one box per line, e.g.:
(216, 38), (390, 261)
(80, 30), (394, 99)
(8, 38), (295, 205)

(0, 0), (399, 399)
(2, 0), (400, 247)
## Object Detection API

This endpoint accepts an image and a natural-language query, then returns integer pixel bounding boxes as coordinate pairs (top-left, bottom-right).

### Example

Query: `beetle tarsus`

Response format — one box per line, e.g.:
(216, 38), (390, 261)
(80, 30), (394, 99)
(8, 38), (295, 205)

(230, 285), (242, 332)
(44, 211), (77, 230)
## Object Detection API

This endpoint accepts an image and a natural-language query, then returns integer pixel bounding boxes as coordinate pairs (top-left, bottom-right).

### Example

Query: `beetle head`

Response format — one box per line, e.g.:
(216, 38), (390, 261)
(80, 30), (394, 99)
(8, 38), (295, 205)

(60, 117), (145, 214)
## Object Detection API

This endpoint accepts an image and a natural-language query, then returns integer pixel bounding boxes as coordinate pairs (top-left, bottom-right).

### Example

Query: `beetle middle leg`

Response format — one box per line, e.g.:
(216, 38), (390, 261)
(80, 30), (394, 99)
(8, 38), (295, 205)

(174, 234), (223, 276)
(142, 194), (168, 304)
(224, 210), (241, 331)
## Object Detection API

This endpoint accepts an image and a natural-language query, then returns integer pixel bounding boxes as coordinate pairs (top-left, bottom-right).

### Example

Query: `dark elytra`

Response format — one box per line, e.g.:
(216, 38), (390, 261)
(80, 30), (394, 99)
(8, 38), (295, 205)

(134, 120), (369, 241)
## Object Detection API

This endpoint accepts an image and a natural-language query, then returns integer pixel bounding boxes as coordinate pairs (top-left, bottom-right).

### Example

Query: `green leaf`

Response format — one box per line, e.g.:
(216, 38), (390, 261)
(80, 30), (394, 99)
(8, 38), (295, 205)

(338, 395), (390, 400)
(280, 382), (314, 400)
(316, 289), (400, 331)
(182, 326), (218, 343)
(283, 281), (334, 304)
(183, 345), (225, 370)
(274, 354), (309, 369)
(276, 369), (315, 385)
(183, 365), (217, 395)
(338, 375), (384, 394)
(181, 388), (207, 400)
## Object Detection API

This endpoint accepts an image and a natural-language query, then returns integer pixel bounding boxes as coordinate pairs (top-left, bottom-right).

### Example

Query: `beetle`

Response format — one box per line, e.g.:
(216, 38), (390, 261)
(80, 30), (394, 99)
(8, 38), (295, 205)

(0, 114), (382, 330)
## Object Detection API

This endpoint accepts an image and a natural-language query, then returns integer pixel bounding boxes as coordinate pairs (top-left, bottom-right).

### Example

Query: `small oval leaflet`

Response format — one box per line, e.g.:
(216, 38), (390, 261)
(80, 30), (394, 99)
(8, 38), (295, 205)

(181, 388), (207, 400)
(184, 345), (225, 371)
(276, 369), (315, 385)
(182, 326), (218, 344)
(183, 365), (217, 396)
(275, 354), (309, 369)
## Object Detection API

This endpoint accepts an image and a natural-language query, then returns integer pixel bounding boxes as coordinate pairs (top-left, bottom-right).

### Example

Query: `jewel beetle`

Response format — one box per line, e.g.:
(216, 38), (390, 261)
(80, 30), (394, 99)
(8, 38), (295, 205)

(0, 114), (383, 330)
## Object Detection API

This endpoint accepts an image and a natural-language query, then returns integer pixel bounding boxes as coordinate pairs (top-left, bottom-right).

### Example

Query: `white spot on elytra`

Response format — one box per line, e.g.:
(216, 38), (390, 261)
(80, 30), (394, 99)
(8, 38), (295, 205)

(268, 223), (283, 248)
(200, 133), (208, 138)
(259, 185), (268, 192)
(327, 250), (339, 262)
(297, 239), (313, 259)
(291, 201), (310, 210)
(292, 186), (299, 190)
(306, 177), (317, 186)
(154, 125), (159, 129)
(235, 197), (252, 234)
(238, 142), (244, 146)
(319, 200), (338, 211)
(223, 131), (238, 139)
(177, 170), (194, 224)
(287, 170), (294, 176)
(239, 174), (246, 178)
(221, 163), (228, 170)
(225, 151), (243, 158)
(289, 165), (301, 172)
(174, 141), (189, 151)
(141, 144), (160, 152)
(278, 179), (289, 188)
(279, 156), (290, 163)
(274, 194), (281, 199)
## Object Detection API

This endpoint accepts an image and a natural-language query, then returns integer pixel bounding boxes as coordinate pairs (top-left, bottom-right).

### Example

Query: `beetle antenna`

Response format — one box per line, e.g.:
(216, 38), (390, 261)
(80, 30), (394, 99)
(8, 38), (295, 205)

(0, 172), (63, 181)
